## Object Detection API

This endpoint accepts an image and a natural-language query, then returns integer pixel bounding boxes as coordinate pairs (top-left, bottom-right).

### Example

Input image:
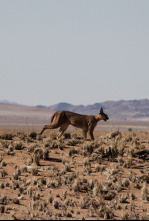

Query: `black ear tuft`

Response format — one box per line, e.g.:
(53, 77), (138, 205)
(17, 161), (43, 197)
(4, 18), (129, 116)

(100, 108), (103, 114)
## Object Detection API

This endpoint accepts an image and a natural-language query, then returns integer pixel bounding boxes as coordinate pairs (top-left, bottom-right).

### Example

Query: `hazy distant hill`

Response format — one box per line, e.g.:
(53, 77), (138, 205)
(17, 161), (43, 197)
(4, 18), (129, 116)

(0, 100), (17, 104)
(0, 103), (51, 129)
(46, 99), (149, 120)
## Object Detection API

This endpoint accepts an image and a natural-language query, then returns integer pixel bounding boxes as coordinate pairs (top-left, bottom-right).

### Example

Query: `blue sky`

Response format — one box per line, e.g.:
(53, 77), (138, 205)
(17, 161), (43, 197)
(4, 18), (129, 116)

(0, 0), (149, 106)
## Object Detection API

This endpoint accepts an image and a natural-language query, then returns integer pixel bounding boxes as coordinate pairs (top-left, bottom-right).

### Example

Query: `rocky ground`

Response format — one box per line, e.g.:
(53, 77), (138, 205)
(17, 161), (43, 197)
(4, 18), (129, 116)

(0, 129), (149, 220)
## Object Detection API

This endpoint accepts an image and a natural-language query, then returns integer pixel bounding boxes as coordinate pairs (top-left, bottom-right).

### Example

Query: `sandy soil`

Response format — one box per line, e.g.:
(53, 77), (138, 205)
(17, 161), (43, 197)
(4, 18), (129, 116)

(0, 129), (149, 220)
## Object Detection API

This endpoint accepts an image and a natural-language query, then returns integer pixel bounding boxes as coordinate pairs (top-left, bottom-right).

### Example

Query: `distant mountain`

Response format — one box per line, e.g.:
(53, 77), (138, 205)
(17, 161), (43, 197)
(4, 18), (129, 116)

(0, 100), (17, 104)
(0, 99), (149, 121)
(44, 99), (149, 120)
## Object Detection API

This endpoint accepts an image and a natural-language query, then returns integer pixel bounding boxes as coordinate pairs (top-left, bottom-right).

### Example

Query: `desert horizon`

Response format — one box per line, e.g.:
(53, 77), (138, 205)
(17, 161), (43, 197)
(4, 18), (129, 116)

(0, 100), (149, 131)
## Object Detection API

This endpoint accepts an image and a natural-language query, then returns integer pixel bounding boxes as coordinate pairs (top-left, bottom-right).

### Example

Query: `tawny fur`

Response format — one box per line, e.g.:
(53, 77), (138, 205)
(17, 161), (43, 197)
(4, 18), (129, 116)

(39, 108), (109, 140)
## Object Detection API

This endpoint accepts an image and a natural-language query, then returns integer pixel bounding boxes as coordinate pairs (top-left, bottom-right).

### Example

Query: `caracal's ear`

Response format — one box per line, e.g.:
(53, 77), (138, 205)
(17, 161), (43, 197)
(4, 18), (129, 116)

(100, 108), (103, 114)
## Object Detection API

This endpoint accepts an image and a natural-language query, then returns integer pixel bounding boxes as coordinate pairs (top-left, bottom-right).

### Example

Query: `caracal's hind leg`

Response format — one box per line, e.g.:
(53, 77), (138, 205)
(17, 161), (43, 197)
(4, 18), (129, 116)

(39, 122), (59, 135)
(57, 124), (69, 139)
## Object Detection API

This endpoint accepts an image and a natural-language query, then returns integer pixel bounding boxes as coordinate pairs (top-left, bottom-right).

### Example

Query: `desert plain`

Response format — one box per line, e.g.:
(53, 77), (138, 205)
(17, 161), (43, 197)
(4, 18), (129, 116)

(0, 128), (149, 220)
(0, 103), (149, 220)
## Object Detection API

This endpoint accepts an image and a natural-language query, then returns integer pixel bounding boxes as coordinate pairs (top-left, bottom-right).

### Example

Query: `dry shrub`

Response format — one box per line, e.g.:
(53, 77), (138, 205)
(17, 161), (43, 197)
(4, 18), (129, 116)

(62, 161), (72, 173)
(80, 197), (91, 209)
(50, 132), (57, 140)
(68, 147), (78, 156)
(81, 142), (95, 156)
(96, 204), (114, 219)
(0, 133), (14, 140)
(0, 155), (3, 163)
(32, 168), (38, 176)
(63, 133), (71, 139)
(0, 205), (5, 213)
(13, 141), (25, 150)
(47, 140), (65, 150)
(72, 178), (91, 193)
(29, 132), (37, 140)
(31, 148), (49, 166)
(141, 182), (149, 201)
(1, 141), (9, 149)
(66, 139), (81, 146)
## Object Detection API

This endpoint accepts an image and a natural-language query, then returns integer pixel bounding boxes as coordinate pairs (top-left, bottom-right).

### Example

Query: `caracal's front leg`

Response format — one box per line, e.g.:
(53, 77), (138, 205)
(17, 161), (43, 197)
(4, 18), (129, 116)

(89, 129), (94, 141)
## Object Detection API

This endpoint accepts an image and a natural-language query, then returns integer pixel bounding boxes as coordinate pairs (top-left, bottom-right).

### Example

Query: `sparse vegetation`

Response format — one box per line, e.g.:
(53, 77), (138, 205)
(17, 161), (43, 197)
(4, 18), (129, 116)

(0, 129), (149, 220)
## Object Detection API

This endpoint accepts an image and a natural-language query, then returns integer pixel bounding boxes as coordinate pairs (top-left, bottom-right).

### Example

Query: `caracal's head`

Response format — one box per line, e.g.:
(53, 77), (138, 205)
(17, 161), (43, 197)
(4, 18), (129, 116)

(99, 108), (109, 122)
